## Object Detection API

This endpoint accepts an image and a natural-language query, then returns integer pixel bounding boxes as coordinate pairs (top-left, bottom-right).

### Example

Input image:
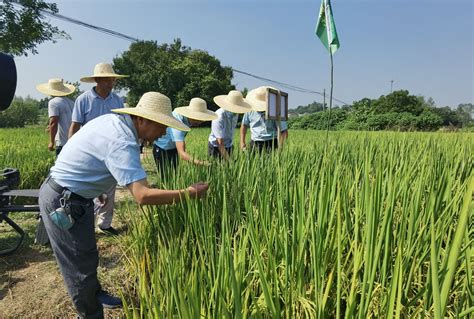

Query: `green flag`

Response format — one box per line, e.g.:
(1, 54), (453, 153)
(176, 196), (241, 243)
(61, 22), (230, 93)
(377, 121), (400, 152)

(315, 0), (340, 55)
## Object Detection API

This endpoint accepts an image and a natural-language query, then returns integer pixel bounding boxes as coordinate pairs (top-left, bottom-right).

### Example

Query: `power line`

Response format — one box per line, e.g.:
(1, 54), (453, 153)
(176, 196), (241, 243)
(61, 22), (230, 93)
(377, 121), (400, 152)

(232, 69), (349, 105)
(40, 10), (140, 42)
(14, 2), (350, 105)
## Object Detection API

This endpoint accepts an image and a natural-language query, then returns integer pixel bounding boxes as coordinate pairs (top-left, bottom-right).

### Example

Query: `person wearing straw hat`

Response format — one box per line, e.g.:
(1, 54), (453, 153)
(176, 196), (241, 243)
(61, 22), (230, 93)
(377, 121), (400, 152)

(38, 91), (209, 318)
(69, 62), (128, 137)
(209, 90), (252, 159)
(68, 62), (128, 236)
(241, 86), (288, 152)
(153, 97), (217, 177)
(36, 78), (76, 156)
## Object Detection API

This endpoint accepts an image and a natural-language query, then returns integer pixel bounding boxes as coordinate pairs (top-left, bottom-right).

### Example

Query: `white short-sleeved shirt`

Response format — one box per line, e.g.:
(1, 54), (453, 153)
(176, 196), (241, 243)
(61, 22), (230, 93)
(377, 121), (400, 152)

(48, 97), (74, 146)
(71, 87), (124, 125)
(208, 109), (238, 148)
(51, 113), (146, 198)
(153, 111), (190, 150)
(242, 111), (288, 141)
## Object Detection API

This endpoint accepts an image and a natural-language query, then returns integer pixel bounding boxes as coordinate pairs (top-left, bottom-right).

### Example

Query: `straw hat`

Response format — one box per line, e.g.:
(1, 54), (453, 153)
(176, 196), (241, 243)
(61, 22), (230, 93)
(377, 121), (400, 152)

(213, 90), (253, 114)
(112, 92), (190, 131)
(174, 98), (218, 121)
(36, 78), (76, 97)
(80, 63), (129, 83)
(246, 86), (279, 112)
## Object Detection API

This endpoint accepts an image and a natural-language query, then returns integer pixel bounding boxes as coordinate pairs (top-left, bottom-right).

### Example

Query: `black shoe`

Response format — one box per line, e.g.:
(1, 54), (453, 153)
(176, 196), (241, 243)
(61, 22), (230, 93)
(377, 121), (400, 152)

(97, 290), (122, 309)
(98, 226), (119, 236)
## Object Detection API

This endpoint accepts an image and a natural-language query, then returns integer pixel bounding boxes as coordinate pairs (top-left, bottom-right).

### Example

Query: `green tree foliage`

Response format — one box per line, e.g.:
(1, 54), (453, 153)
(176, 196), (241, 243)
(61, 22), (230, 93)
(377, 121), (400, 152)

(289, 90), (472, 131)
(113, 39), (234, 109)
(288, 101), (325, 116)
(373, 90), (424, 115)
(289, 107), (348, 130)
(0, 96), (39, 127)
(0, 0), (69, 56)
(456, 103), (473, 127)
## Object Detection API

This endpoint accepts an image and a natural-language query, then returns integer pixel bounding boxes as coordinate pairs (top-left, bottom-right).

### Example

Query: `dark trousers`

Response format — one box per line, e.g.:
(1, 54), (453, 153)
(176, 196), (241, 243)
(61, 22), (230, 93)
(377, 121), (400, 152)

(39, 179), (103, 319)
(55, 146), (63, 157)
(208, 143), (233, 159)
(250, 138), (279, 152)
(152, 145), (178, 178)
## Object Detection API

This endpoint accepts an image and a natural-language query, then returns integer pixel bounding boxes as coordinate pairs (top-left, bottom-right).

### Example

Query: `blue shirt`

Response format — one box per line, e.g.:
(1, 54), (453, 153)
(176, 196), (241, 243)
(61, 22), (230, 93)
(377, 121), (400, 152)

(48, 96), (74, 146)
(242, 111), (288, 141)
(71, 87), (124, 125)
(51, 114), (146, 198)
(208, 109), (238, 148)
(153, 111), (190, 150)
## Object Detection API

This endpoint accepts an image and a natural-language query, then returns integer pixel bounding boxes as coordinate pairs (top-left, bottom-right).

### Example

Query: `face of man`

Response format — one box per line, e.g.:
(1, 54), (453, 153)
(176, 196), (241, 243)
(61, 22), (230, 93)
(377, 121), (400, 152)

(95, 77), (117, 94)
(188, 118), (203, 127)
(137, 118), (167, 143)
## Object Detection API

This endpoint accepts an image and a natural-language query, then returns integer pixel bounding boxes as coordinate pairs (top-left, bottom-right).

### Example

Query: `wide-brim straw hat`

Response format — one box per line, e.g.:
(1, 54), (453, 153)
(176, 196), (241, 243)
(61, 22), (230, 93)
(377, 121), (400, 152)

(174, 98), (218, 121)
(246, 86), (279, 112)
(213, 90), (253, 114)
(80, 63), (129, 83)
(36, 78), (76, 97)
(112, 92), (190, 131)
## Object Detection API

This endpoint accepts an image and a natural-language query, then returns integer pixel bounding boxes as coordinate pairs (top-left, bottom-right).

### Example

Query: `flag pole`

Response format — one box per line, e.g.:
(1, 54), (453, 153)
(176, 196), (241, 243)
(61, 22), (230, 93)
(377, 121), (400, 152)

(326, 49), (333, 138)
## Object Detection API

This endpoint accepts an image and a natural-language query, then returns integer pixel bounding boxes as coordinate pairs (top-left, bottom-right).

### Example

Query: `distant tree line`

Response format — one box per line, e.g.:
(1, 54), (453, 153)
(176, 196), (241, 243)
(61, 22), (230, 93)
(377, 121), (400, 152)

(0, 97), (41, 128)
(289, 90), (473, 131)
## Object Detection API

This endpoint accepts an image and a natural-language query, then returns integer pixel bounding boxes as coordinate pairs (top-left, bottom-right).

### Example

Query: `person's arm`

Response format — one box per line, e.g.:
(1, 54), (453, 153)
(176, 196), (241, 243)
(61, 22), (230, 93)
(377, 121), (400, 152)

(175, 141), (209, 165)
(216, 138), (230, 160)
(68, 121), (81, 139)
(240, 123), (248, 150)
(48, 116), (59, 151)
(127, 178), (208, 205)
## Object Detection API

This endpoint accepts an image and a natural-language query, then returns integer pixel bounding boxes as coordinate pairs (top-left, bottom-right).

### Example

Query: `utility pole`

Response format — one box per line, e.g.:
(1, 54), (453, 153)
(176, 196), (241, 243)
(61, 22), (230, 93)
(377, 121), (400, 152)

(390, 80), (394, 93)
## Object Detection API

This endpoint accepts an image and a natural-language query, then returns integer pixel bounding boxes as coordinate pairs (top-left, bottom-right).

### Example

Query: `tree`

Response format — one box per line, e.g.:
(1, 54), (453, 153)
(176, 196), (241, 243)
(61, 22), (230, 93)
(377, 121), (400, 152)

(0, 0), (69, 56)
(0, 96), (39, 127)
(373, 90), (423, 115)
(288, 101), (325, 116)
(456, 103), (473, 126)
(113, 39), (234, 109)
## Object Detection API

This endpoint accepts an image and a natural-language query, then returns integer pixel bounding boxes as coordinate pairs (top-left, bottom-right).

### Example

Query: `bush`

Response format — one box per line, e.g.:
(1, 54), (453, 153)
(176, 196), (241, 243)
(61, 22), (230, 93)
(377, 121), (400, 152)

(416, 110), (443, 131)
(0, 97), (39, 128)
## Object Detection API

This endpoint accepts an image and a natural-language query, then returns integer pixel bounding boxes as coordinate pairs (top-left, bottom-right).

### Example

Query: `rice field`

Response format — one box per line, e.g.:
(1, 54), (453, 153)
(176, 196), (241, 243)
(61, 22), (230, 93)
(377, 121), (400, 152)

(1, 127), (473, 318)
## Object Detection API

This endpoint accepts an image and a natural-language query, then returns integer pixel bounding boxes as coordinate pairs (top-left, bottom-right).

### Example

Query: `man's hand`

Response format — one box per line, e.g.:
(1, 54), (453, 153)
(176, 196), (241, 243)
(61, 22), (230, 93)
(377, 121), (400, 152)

(186, 182), (209, 199)
(48, 142), (55, 152)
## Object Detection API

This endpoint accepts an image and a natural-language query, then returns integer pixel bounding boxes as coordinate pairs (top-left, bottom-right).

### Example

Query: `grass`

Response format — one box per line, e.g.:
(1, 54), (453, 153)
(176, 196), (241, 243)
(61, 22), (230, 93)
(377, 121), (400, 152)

(0, 126), (472, 318)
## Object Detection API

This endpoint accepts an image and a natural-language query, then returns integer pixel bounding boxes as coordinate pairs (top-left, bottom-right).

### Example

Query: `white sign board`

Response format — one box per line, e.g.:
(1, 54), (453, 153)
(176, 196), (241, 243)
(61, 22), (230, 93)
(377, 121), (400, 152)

(268, 90), (278, 119)
(265, 88), (288, 120)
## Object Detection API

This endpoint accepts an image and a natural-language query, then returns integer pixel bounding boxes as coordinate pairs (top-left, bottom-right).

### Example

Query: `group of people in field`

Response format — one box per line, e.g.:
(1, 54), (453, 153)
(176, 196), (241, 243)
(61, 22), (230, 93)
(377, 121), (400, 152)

(36, 62), (288, 318)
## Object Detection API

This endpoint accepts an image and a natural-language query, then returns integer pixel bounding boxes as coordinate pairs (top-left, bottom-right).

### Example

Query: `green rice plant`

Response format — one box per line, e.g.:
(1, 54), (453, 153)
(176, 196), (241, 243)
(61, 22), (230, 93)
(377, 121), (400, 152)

(120, 130), (472, 318)
(0, 126), (53, 188)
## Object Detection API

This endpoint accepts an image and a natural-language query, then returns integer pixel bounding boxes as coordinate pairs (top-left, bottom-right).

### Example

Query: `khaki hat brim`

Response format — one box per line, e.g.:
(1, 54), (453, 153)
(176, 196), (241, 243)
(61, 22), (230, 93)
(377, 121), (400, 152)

(174, 107), (218, 121)
(213, 95), (253, 114)
(36, 83), (76, 97)
(112, 108), (190, 132)
(80, 74), (129, 83)
(245, 95), (266, 112)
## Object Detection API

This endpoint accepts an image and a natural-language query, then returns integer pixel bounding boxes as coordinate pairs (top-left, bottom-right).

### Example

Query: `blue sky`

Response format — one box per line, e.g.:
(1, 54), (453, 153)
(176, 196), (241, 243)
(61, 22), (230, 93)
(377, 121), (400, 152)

(13, 0), (473, 108)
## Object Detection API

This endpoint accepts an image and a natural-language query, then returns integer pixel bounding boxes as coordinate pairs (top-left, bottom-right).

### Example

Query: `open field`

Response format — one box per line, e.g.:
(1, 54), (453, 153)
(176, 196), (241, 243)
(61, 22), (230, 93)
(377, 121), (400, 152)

(0, 126), (473, 318)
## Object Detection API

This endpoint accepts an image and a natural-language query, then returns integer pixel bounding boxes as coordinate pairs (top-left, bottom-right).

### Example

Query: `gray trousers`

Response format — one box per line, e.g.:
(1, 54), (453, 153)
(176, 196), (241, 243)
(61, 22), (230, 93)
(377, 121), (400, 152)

(39, 181), (104, 319)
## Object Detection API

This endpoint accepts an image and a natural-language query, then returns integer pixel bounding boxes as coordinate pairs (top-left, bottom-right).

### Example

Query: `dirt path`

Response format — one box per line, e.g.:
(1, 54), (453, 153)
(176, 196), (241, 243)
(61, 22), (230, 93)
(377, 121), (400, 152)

(0, 189), (133, 318)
